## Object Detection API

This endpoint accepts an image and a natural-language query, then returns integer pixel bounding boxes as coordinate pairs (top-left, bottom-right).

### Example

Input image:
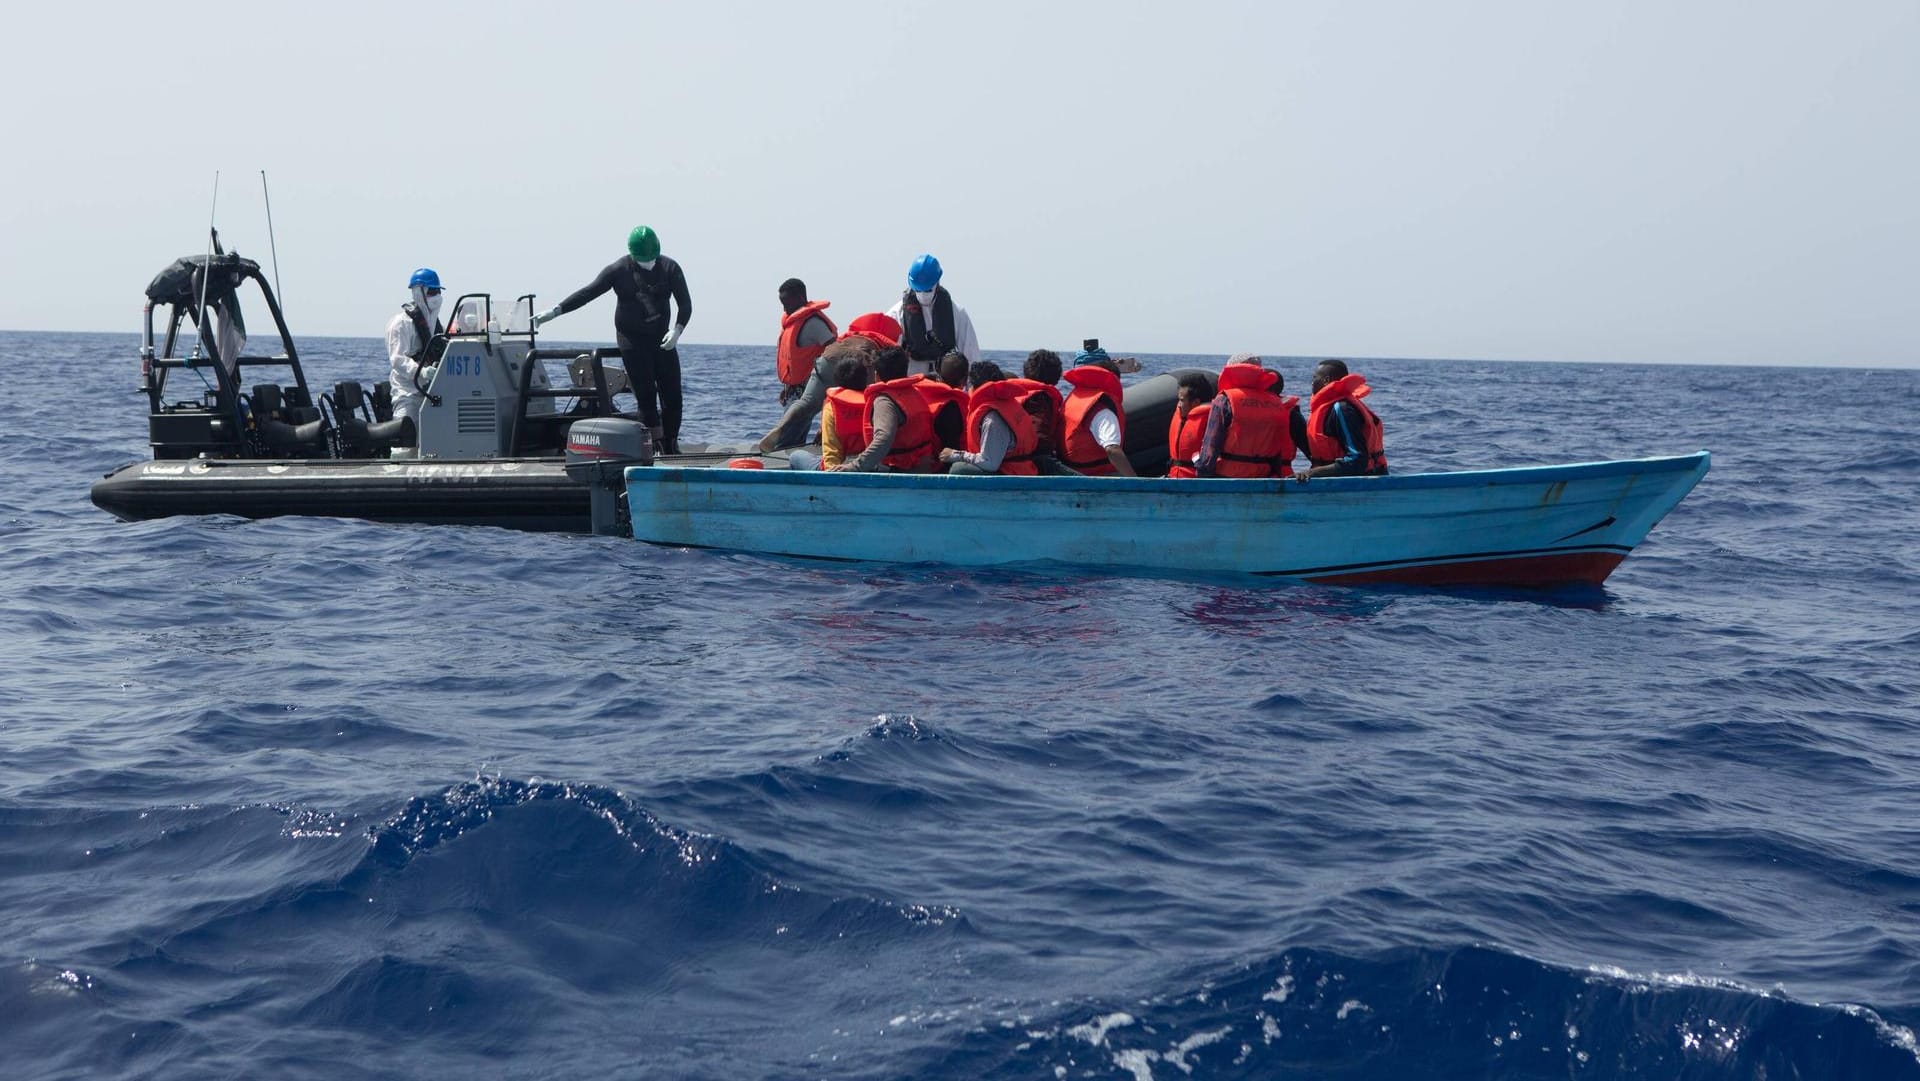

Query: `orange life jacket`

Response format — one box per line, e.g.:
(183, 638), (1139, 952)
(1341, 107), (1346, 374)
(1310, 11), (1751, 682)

(964, 378), (1047, 476)
(776, 301), (837, 387)
(1166, 402), (1211, 478)
(1306, 373), (1388, 474)
(1214, 363), (1298, 478)
(914, 380), (969, 452)
(864, 375), (937, 472)
(822, 387), (868, 467)
(1061, 366), (1125, 475)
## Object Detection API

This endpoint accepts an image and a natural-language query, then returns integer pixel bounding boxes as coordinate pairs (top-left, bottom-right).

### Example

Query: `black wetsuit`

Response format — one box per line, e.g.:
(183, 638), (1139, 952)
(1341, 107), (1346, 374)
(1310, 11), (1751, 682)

(556, 255), (692, 445)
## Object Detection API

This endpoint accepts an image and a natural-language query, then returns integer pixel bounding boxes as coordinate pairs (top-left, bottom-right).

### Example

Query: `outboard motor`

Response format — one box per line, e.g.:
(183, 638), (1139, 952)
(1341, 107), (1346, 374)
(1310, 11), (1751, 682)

(564, 417), (653, 536)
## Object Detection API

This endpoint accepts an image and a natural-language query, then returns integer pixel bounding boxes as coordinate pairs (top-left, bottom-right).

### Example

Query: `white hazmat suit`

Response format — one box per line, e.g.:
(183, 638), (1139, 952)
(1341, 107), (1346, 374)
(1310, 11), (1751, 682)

(386, 284), (443, 423)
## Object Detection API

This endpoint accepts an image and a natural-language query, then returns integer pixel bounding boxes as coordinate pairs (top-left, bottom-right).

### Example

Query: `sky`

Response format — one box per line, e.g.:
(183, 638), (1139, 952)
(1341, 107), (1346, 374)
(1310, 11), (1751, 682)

(2, 0), (1914, 366)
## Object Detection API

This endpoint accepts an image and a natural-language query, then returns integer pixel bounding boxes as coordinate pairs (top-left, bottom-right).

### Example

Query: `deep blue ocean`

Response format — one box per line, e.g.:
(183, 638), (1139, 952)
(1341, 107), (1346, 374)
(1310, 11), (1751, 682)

(4, 328), (1918, 1079)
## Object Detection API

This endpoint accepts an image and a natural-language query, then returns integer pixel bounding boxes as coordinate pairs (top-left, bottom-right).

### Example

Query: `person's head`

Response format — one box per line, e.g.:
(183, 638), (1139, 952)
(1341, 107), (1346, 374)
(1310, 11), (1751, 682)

(829, 355), (871, 392)
(1313, 358), (1349, 394)
(935, 351), (969, 387)
(1074, 339), (1111, 368)
(627, 225), (661, 269)
(968, 360), (1005, 388)
(873, 346), (910, 382)
(778, 277), (807, 314)
(1023, 348), (1062, 386)
(407, 267), (444, 317)
(1175, 371), (1216, 417)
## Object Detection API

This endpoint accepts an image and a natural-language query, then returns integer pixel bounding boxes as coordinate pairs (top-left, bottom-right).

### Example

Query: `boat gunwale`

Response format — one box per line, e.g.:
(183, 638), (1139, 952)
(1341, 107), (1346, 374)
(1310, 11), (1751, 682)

(625, 450), (1711, 494)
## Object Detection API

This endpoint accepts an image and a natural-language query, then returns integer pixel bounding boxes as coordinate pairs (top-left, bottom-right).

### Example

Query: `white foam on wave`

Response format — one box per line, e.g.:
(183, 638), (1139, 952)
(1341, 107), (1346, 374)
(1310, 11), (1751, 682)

(1067, 1011), (1136, 1047)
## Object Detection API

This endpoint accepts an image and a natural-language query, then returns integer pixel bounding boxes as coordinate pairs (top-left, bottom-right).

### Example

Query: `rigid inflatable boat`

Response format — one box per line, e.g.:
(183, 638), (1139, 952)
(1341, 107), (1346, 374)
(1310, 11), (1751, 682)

(88, 250), (1188, 534)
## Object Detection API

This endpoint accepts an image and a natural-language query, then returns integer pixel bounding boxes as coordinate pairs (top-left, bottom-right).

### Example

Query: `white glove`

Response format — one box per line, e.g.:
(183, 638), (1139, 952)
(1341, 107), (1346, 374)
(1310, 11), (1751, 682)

(533, 305), (562, 327)
(661, 324), (684, 350)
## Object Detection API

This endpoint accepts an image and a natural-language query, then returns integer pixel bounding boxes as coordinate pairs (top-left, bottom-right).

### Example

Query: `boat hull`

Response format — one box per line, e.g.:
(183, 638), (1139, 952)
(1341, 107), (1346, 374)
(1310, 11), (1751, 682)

(91, 458), (590, 532)
(621, 453), (1710, 588)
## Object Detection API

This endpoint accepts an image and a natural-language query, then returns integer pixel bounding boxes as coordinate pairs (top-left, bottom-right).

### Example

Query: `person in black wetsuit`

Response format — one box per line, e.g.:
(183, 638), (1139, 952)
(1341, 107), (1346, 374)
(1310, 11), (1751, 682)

(535, 225), (692, 453)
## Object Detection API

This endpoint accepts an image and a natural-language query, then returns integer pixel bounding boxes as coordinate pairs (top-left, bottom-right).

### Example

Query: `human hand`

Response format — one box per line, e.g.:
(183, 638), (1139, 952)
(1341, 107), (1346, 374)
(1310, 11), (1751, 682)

(532, 306), (562, 327)
(779, 384), (801, 406)
(661, 325), (683, 350)
(938, 449), (959, 464)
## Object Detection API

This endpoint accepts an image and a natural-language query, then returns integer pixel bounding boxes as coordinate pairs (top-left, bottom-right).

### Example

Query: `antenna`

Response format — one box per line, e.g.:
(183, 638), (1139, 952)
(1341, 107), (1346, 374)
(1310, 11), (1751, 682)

(260, 170), (285, 312)
(193, 171), (221, 359)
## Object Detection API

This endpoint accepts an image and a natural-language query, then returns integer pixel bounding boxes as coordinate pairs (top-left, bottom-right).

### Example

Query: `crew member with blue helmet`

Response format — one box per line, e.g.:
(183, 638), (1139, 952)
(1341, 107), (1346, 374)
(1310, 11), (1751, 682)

(884, 253), (979, 377)
(387, 267), (445, 424)
(535, 226), (692, 455)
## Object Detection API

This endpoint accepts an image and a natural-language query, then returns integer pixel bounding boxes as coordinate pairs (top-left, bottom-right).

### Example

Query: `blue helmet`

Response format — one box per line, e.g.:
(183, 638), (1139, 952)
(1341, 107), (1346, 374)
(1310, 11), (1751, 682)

(907, 253), (943, 292)
(408, 267), (442, 290)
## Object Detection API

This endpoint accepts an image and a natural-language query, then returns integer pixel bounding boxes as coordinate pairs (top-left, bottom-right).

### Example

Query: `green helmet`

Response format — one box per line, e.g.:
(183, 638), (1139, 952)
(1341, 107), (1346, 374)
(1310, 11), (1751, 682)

(627, 225), (660, 262)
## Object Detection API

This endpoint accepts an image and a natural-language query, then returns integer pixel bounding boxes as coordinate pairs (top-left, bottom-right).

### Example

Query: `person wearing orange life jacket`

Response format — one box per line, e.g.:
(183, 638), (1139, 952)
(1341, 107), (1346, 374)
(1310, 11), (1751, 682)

(1299, 358), (1389, 478)
(759, 279), (839, 451)
(1060, 343), (1136, 476)
(1165, 371), (1217, 479)
(789, 354), (874, 471)
(835, 347), (940, 473)
(939, 367), (1045, 475)
(1194, 355), (1308, 478)
(920, 351), (971, 454)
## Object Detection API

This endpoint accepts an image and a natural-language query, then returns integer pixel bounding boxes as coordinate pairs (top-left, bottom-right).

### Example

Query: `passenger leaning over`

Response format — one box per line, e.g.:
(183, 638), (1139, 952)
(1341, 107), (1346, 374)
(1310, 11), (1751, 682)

(1300, 359), (1389, 478)
(1195, 355), (1305, 478)
(1165, 370), (1217, 478)
(1060, 350), (1135, 476)
(790, 354), (873, 471)
(835, 348), (939, 473)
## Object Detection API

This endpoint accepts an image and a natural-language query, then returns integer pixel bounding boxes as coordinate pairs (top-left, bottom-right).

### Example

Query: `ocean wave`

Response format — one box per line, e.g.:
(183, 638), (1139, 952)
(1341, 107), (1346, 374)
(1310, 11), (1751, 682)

(897, 945), (1920, 1080)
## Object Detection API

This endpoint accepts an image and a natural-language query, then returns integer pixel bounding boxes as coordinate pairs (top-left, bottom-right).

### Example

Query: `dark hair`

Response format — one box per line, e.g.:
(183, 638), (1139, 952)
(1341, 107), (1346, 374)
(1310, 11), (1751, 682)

(873, 346), (910, 382)
(778, 278), (806, 296)
(968, 360), (1006, 388)
(1267, 369), (1284, 393)
(1315, 358), (1349, 380)
(829, 356), (870, 391)
(1092, 356), (1122, 377)
(1022, 349), (1062, 385)
(1176, 371), (1216, 400)
(937, 351), (969, 387)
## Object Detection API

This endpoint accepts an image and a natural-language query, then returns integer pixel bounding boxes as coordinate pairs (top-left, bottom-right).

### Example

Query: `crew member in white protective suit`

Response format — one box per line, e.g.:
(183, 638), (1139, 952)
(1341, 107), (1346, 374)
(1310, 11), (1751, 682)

(386, 267), (446, 423)
(885, 253), (979, 378)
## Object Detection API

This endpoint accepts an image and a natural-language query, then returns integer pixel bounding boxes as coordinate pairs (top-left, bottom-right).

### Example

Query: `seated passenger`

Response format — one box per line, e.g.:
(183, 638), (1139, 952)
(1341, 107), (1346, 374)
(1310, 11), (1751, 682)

(942, 377), (1056, 475)
(1060, 352), (1135, 476)
(1301, 359), (1389, 478)
(920, 350), (971, 455)
(788, 355), (872, 471)
(1019, 349), (1067, 437)
(1194, 355), (1304, 478)
(835, 347), (939, 473)
(1166, 371), (1217, 478)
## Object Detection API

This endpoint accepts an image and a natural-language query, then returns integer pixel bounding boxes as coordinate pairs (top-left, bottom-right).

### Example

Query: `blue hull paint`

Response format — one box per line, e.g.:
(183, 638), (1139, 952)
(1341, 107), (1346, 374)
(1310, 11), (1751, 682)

(622, 452), (1710, 587)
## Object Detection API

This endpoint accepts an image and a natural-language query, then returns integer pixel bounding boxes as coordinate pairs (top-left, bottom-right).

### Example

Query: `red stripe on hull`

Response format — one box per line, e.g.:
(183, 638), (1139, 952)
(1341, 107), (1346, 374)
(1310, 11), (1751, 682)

(1307, 550), (1628, 589)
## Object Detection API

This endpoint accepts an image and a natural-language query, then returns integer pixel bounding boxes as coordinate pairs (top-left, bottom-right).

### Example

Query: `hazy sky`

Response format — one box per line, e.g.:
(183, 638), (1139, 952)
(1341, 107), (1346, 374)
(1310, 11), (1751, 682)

(3, 0), (1914, 366)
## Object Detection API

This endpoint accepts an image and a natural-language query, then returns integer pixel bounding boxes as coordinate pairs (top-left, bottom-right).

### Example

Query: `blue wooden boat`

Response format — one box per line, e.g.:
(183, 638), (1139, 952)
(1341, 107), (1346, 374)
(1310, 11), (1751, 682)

(619, 452), (1709, 587)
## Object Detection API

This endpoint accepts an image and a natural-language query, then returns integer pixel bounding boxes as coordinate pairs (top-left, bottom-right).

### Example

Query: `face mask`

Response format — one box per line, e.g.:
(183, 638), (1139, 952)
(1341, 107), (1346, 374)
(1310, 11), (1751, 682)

(637, 259), (657, 271)
(915, 290), (936, 309)
(424, 290), (444, 318)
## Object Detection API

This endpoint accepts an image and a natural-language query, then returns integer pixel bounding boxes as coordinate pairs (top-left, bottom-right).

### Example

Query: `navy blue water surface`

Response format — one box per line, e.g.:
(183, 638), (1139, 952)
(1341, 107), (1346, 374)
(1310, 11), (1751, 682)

(4, 329), (1918, 1079)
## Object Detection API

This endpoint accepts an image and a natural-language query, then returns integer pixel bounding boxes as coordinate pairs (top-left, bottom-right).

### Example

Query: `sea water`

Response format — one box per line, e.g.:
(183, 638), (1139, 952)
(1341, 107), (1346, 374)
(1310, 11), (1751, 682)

(2, 330), (1916, 1079)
